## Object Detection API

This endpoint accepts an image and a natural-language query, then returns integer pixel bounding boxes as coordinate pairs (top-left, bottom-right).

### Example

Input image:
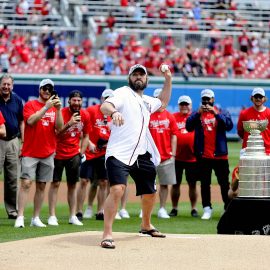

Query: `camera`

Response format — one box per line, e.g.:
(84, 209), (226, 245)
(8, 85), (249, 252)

(97, 138), (108, 149)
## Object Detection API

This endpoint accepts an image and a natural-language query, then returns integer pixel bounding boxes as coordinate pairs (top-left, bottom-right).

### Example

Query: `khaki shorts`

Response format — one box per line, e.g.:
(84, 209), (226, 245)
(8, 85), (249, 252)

(20, 154), (55, 182)
(156, 158), (176, 185)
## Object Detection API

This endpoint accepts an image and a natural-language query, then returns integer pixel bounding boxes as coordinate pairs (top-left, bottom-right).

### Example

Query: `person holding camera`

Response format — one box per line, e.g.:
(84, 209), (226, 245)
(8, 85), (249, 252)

(47, 90), (90, 226)
(186, 89), (233, 220)
(76, 89), (116, 221)
(15, 79), (64, 228)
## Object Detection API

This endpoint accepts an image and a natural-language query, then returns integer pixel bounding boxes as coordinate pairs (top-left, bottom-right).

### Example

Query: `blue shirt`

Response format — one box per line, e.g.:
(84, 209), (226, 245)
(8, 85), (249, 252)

(0, 92), (24, 139)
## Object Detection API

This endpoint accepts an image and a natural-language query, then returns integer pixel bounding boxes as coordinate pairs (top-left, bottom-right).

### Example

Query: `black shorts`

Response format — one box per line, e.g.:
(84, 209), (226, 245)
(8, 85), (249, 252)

(53, 154), (81, 184)
(79, 156), (107, 181)
(106, 152), (156, 196)
(175, 160), (199, 185)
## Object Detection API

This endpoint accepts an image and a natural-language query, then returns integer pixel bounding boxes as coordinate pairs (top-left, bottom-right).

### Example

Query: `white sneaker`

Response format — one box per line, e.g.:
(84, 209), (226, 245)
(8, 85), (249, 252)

(48, 216), (59, 226)
(14, 216), (24, 228)
(139, 209), (143, 218)
(119, 209), (130, 219)
(30, 217), (47, 227)
(201, 206), (213, 220)
(115, 212), (122, 220)
(158, 207), (170, 219)
(69, 215), (83, 226)
(83, 207), (93, 219)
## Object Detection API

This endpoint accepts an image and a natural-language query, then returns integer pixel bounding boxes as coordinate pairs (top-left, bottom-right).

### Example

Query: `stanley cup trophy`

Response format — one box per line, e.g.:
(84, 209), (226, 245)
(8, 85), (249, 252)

(239, 119), (270, 197)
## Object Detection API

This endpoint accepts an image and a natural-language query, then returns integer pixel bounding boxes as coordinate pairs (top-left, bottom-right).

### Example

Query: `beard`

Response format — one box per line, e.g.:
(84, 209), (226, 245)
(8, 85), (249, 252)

(129, 78), (147, 92)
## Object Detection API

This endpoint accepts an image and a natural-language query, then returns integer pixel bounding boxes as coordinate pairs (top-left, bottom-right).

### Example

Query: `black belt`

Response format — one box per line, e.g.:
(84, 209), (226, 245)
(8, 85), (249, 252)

(2, 134), (19, 141)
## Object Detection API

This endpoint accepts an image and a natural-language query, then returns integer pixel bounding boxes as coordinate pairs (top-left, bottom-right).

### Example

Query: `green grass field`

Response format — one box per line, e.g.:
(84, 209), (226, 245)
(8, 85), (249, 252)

(0, 141), (242, 243)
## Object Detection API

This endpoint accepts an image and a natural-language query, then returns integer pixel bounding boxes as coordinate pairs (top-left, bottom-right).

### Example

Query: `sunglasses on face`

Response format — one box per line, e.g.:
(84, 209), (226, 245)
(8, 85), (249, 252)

(42, 85), (53, 93)
(253, 95), (264, 99)
(179, 102), (189, 106)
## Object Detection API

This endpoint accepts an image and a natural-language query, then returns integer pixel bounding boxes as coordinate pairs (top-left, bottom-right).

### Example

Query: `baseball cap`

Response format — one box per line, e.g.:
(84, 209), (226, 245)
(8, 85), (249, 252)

(69, 90), (83, 99)
(39, 78), (54, 88)
(178, 95), (192, 104)
(153, 88), (162, 98)
(252, 87), (265, 97)
(128, 64), (147, 76)
(102, 89), (114, 98)
(201, 89), (215, 98)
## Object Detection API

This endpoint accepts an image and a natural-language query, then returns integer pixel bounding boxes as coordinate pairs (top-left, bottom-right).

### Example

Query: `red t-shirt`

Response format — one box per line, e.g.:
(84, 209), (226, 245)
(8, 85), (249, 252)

(55, 107), (90, 159)
(173, 112), (196, 162)
(0, 111), (5, 125)
(85, 104), (111, 160)
(201, 108), (227, 160)
(22, 100), (57, 158)
(149, 110), (178, 162)
(237, 106), (270, 154)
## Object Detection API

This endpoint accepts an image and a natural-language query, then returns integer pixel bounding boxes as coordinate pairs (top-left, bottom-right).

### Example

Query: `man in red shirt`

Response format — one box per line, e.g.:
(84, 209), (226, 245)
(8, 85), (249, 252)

(169, 95), (199, 218)
(47, 90), (90, 226)
(15, 79), (64, 228)
(186, 89), (233, 220)
(237, 87), (270, 154)
(149, 88), (178, 219)
(76, 89), (114, 221)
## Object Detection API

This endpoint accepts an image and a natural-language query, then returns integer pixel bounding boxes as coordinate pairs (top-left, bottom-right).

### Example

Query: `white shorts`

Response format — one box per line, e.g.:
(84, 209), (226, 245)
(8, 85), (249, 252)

(156, 158), (176, 185)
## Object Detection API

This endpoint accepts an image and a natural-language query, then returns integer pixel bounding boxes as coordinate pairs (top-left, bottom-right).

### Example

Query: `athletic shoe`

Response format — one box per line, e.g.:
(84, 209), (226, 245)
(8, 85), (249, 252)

(201, 206), (212, 220)
(30, 217), (47, 227)
(69, 215), (83, 225)
(14, 216), (24, 228)
(139, 209), (143, 218)
(115, 212), (122, 220)
(169, 208), (178, 217)
(96, 212), (104, 220)
(158, 207), (170, 219)
(76, 212), (83, 221)
(191, 209), (199, 218)
(83, 207), (93, 219)
(48, 216), (59, 226)
(119, 209), (130, 219)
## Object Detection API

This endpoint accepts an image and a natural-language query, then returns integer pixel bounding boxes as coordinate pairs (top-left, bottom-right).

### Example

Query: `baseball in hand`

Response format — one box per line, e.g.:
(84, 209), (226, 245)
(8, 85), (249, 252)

(161, 64), (169, 73)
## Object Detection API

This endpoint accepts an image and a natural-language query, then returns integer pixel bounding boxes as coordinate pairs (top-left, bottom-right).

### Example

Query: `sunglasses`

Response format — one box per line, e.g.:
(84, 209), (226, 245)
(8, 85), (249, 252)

(179, 102), (189, 106)
(42, 85), (53, 93)
(253, 95), (264, 99)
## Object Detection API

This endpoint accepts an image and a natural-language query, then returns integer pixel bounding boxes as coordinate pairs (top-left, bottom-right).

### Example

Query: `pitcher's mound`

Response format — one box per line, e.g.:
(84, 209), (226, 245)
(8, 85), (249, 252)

(1, 231), (269, 270)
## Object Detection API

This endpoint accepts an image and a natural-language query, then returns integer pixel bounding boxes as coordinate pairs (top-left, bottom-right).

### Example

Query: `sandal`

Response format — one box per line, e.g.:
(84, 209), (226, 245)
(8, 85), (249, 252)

(139, 228), (166, 238)
(100, 239), (115, 249)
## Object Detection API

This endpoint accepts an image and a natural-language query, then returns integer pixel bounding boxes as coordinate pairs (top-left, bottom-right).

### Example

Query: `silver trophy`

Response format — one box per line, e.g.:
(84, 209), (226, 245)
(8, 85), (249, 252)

(239, 120), (270, 197)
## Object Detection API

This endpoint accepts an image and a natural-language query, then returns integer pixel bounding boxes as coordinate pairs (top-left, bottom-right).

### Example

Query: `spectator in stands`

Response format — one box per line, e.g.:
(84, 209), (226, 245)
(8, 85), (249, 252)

(149, 88), (178, 219)
(169, 95), (199, 218)
(16, 0), (29, 16)
(215, 0), (227, 10)
(186, 89), (233, 219)
(250, 35), (260, 55)
(222, 35), (234, 56)
(76, 89), (113, 221)
(14, 79), (64, 228)
(259, 32), (270, 54)
(72, 45), (81, 64)
(133, 3), (143, 23)
(0, 52), (10, 73)
(41, 0), (51, 16)
(44, 32), (56, 59)
(0, 111), (6, 139)
(58, 34), (67, 59)
(145, 2), (156, 24)
(48, 90), (90, 226)
(0, 74), (24, 220)
(238, 29), (250, 54)
(237, 87), (270, 155)
(150, 34), (162, 53)
(0, 25), (10, 40)
(192, 1), (202, 21)
(158, 3), (168, 23)
(103, 51), (116, 75)
(233, 53), (247, 78)
(247, 55), (255, 73)
(106, 11), (116, 29)
(82, 38), (92, 56)
(18, 43), (30, 64)
(30, 33), (40, 51)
